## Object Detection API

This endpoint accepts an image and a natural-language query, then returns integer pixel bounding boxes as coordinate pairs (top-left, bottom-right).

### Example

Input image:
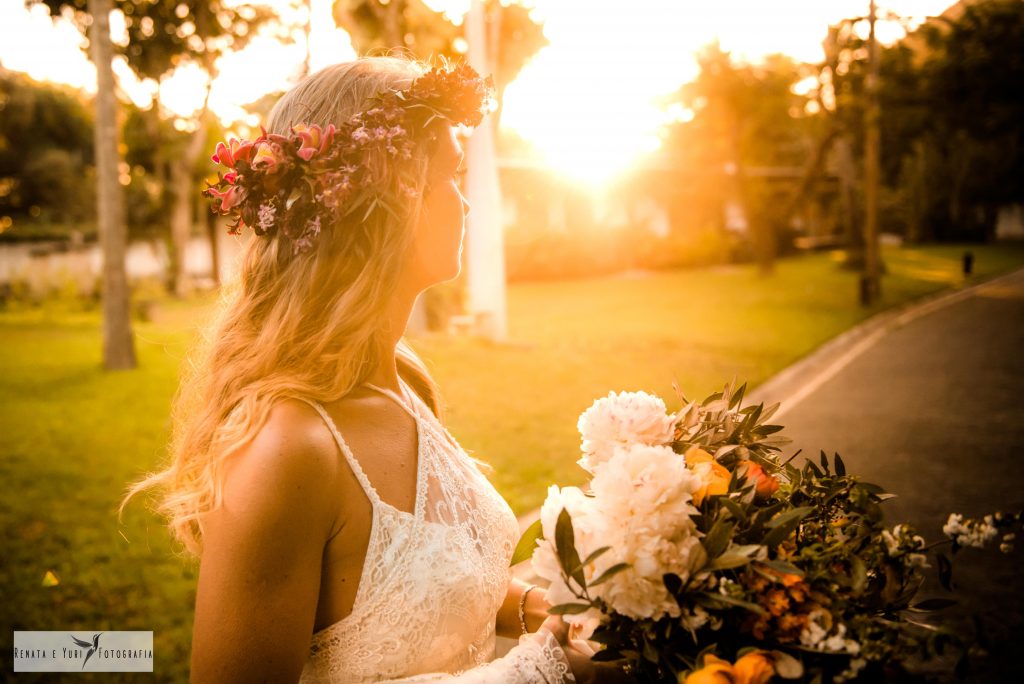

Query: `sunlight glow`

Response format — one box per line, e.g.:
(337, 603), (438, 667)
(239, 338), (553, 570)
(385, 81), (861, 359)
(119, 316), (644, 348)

(0, 0), (954, 185)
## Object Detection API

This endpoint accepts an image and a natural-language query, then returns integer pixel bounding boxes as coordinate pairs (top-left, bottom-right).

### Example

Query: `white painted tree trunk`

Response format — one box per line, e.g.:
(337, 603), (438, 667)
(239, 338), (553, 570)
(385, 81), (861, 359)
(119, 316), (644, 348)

(464, 0), (507, 341)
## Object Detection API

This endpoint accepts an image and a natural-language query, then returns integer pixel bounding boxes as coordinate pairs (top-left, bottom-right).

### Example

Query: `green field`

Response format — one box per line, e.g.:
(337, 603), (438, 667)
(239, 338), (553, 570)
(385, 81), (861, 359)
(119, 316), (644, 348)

(2, 242), (1023, 681)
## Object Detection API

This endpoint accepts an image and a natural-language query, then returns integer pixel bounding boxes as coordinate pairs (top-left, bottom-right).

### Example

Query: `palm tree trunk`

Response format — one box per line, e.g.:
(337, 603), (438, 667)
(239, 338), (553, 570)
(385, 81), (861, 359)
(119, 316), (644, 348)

(88, 0), (136, 369)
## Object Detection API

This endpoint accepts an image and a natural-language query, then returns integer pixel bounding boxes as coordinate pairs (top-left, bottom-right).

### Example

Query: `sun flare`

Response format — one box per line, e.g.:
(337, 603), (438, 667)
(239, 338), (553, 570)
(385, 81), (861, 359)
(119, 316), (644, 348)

(0, 0), (953, 186)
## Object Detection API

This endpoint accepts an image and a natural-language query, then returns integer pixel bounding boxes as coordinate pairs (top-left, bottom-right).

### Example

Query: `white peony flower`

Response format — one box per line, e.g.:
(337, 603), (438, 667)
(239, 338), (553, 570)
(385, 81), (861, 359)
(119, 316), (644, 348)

(530, 485), (607, 637)
(576, 390), (677, 475)
(530, 443), (706, 636)
(584, 443), (704, 621)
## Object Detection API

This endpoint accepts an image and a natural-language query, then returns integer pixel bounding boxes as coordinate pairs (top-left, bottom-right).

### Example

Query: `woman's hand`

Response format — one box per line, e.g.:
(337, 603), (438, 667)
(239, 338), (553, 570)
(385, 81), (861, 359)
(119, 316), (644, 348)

(538, 615), (636, 684)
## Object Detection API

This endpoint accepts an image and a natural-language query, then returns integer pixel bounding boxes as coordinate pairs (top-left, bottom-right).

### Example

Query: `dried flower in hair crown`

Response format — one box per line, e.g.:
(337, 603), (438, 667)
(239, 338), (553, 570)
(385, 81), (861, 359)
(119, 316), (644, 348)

(203, 61), (496, 255)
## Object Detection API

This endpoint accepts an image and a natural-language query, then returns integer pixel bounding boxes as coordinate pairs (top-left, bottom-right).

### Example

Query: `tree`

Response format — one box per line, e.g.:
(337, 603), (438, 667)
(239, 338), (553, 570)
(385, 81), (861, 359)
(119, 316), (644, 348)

(88, 0), (136, 369)
(913, 0), (1024, 240)
(38, 1), (276, 297)
(0, 71), (95, 232)
(663, 44), (816, 275)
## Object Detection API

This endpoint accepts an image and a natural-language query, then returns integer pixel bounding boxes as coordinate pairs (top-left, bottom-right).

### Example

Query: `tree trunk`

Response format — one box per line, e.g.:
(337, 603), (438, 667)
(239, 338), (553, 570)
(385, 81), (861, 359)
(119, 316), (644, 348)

(206, 209), (220, 287)
(168, 101), (211, 298)
(88, 0), (137, 370)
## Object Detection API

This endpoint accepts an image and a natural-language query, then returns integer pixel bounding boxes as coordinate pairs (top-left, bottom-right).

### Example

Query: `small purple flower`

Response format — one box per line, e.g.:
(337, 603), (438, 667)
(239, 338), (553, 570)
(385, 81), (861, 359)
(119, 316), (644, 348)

(256, 202), (277, 234)
(291, 215), (322, 256)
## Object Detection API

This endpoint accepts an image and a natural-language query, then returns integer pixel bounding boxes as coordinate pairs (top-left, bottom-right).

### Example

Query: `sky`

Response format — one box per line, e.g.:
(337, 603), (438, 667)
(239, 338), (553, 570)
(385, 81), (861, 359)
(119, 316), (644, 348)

(0, 0), (954, 183)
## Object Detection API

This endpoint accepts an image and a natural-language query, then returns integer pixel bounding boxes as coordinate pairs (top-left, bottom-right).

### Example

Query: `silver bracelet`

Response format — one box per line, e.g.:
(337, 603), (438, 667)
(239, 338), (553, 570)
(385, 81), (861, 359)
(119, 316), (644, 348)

(518, 584), (539, 635)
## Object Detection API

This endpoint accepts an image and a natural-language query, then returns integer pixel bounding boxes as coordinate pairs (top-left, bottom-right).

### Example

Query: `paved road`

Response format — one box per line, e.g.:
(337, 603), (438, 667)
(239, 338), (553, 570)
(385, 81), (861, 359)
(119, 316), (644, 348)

(750, 267), (1024, 681)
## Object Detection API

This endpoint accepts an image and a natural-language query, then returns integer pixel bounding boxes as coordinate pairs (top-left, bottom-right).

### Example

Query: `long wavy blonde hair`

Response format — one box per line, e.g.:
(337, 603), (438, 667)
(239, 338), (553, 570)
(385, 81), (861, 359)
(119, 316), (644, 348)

(119, 55), (453, 559)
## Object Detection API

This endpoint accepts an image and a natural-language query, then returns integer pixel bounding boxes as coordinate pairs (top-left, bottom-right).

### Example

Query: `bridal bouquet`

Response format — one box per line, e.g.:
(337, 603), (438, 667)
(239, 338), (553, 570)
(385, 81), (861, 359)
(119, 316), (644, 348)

(511, 380), (1021, 683)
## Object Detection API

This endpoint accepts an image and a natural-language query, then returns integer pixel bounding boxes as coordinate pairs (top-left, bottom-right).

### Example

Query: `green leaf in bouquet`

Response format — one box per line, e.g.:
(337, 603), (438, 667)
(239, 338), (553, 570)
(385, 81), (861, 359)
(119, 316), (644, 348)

(548, 602), (593, 615)
(851, 555), (867, 594)
(766, 506), (815, 530)
(729, 381), (747, 409)
(909, 598), (958, 612)
(936, 552), (954, 591)
(834, 452), (846, 476)
(752, 424), (786, 436)
(749, 502), (786, 537)
(763, 508), (813, 548)
(856, 481), (886, 494)
(701, 391), (724, 407)
(755, 434), (794, 449)
(590, 648), (624, 662)
(719, 496), (749, 525)
(555, 507), (586, 589)
(663, 572), (684, 600)
(589, 562), (631, 587)
(819, 450), (830, 474)
(697, 591), (766, 615)
(759, 401), (782, 423)
(580, 545), (612, 569)
(709, 544), (762, 570)
(642, 636), (659, 663)
(806, 459), (824, 478)
(758, 559), (805, 577)
(510, 518), (543, 567)
(702, 518), (736, 559)
(713, 444), (741, 460)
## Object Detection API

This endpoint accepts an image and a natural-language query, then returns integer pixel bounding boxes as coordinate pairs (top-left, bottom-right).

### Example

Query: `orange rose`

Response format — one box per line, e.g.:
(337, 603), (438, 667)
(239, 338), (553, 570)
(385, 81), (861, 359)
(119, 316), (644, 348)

(685, 446), (731, 506)
(682, 655), (736, 684)
(734, 651), (775, 684)
(741, 461), (779, 500)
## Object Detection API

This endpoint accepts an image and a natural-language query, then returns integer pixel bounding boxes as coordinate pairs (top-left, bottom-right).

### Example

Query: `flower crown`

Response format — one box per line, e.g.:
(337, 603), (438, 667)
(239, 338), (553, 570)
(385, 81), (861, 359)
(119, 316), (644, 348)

(203, 61), (496, 255)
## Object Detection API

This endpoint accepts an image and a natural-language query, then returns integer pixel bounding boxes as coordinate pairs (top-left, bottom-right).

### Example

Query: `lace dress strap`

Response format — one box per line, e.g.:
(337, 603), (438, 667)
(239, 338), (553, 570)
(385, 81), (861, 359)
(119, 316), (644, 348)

(292, 396), (384, 508)
(360, 378), (419, 420)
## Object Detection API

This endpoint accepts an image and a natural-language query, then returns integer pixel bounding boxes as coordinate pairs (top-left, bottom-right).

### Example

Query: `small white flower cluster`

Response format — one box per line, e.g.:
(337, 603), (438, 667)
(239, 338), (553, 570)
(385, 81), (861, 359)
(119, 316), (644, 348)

(800, 610), (861, 655)
(943, 513), (998, 548)
(834, 657), (868, 683)
(880, 524), (929, 569)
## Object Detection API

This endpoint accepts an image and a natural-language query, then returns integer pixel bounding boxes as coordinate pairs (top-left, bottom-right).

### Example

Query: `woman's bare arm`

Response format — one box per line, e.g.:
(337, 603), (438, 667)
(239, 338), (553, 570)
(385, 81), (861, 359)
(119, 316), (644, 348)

(190, 400), (341, 683)
(496, 578), (551, 639)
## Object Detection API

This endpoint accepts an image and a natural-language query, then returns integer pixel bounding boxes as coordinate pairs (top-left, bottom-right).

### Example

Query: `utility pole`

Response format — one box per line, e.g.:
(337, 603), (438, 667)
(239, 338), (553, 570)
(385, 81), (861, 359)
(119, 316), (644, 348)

(464, 0), (508, 341)
(861, 0), (882, 306)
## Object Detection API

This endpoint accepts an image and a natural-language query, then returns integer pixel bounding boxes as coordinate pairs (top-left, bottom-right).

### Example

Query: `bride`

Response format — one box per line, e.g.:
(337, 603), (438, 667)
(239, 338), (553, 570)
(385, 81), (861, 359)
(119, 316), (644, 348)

(119, 56), (630, 683)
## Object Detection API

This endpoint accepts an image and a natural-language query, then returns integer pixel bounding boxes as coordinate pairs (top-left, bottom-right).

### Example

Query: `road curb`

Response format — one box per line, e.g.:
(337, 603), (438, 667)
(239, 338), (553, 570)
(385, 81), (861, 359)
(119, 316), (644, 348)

(745, 264), (1024, 419)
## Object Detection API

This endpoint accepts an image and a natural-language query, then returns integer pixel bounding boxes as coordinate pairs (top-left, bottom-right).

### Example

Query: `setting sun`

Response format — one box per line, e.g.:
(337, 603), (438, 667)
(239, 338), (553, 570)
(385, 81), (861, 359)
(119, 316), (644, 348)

(0, 0), (952, 185)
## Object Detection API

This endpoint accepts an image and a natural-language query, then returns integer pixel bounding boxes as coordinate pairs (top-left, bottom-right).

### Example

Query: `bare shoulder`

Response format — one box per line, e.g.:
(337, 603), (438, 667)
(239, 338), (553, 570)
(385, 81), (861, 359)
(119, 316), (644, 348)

(322, 386), (411, 442)
(209, 397), (344, 545)
(190, 397), (357, 682)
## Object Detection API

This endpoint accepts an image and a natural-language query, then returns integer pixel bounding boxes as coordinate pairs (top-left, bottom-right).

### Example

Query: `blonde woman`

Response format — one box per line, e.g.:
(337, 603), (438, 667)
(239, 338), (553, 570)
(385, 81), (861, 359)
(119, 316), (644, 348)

(120, 57), (627, 683)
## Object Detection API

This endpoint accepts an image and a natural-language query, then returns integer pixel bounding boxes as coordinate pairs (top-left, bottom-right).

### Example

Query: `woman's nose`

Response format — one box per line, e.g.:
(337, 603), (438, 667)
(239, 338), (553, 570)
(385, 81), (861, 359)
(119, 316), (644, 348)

(461, 195), (471, 216)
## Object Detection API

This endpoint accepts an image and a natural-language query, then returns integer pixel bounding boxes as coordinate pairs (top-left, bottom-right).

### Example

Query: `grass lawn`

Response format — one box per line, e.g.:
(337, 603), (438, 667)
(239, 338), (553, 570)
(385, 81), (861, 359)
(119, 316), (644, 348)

(2, 241), (1022, 681)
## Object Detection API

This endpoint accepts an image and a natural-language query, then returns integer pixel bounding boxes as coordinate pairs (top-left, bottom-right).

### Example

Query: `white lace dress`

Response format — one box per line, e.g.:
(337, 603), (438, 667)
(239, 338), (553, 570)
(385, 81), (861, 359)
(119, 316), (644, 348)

(293, 379), (575, 683)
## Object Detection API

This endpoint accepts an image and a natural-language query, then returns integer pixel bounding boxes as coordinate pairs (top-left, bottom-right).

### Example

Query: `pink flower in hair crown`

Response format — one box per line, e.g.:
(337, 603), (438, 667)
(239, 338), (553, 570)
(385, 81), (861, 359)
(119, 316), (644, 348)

(203, 61), (495, 256)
